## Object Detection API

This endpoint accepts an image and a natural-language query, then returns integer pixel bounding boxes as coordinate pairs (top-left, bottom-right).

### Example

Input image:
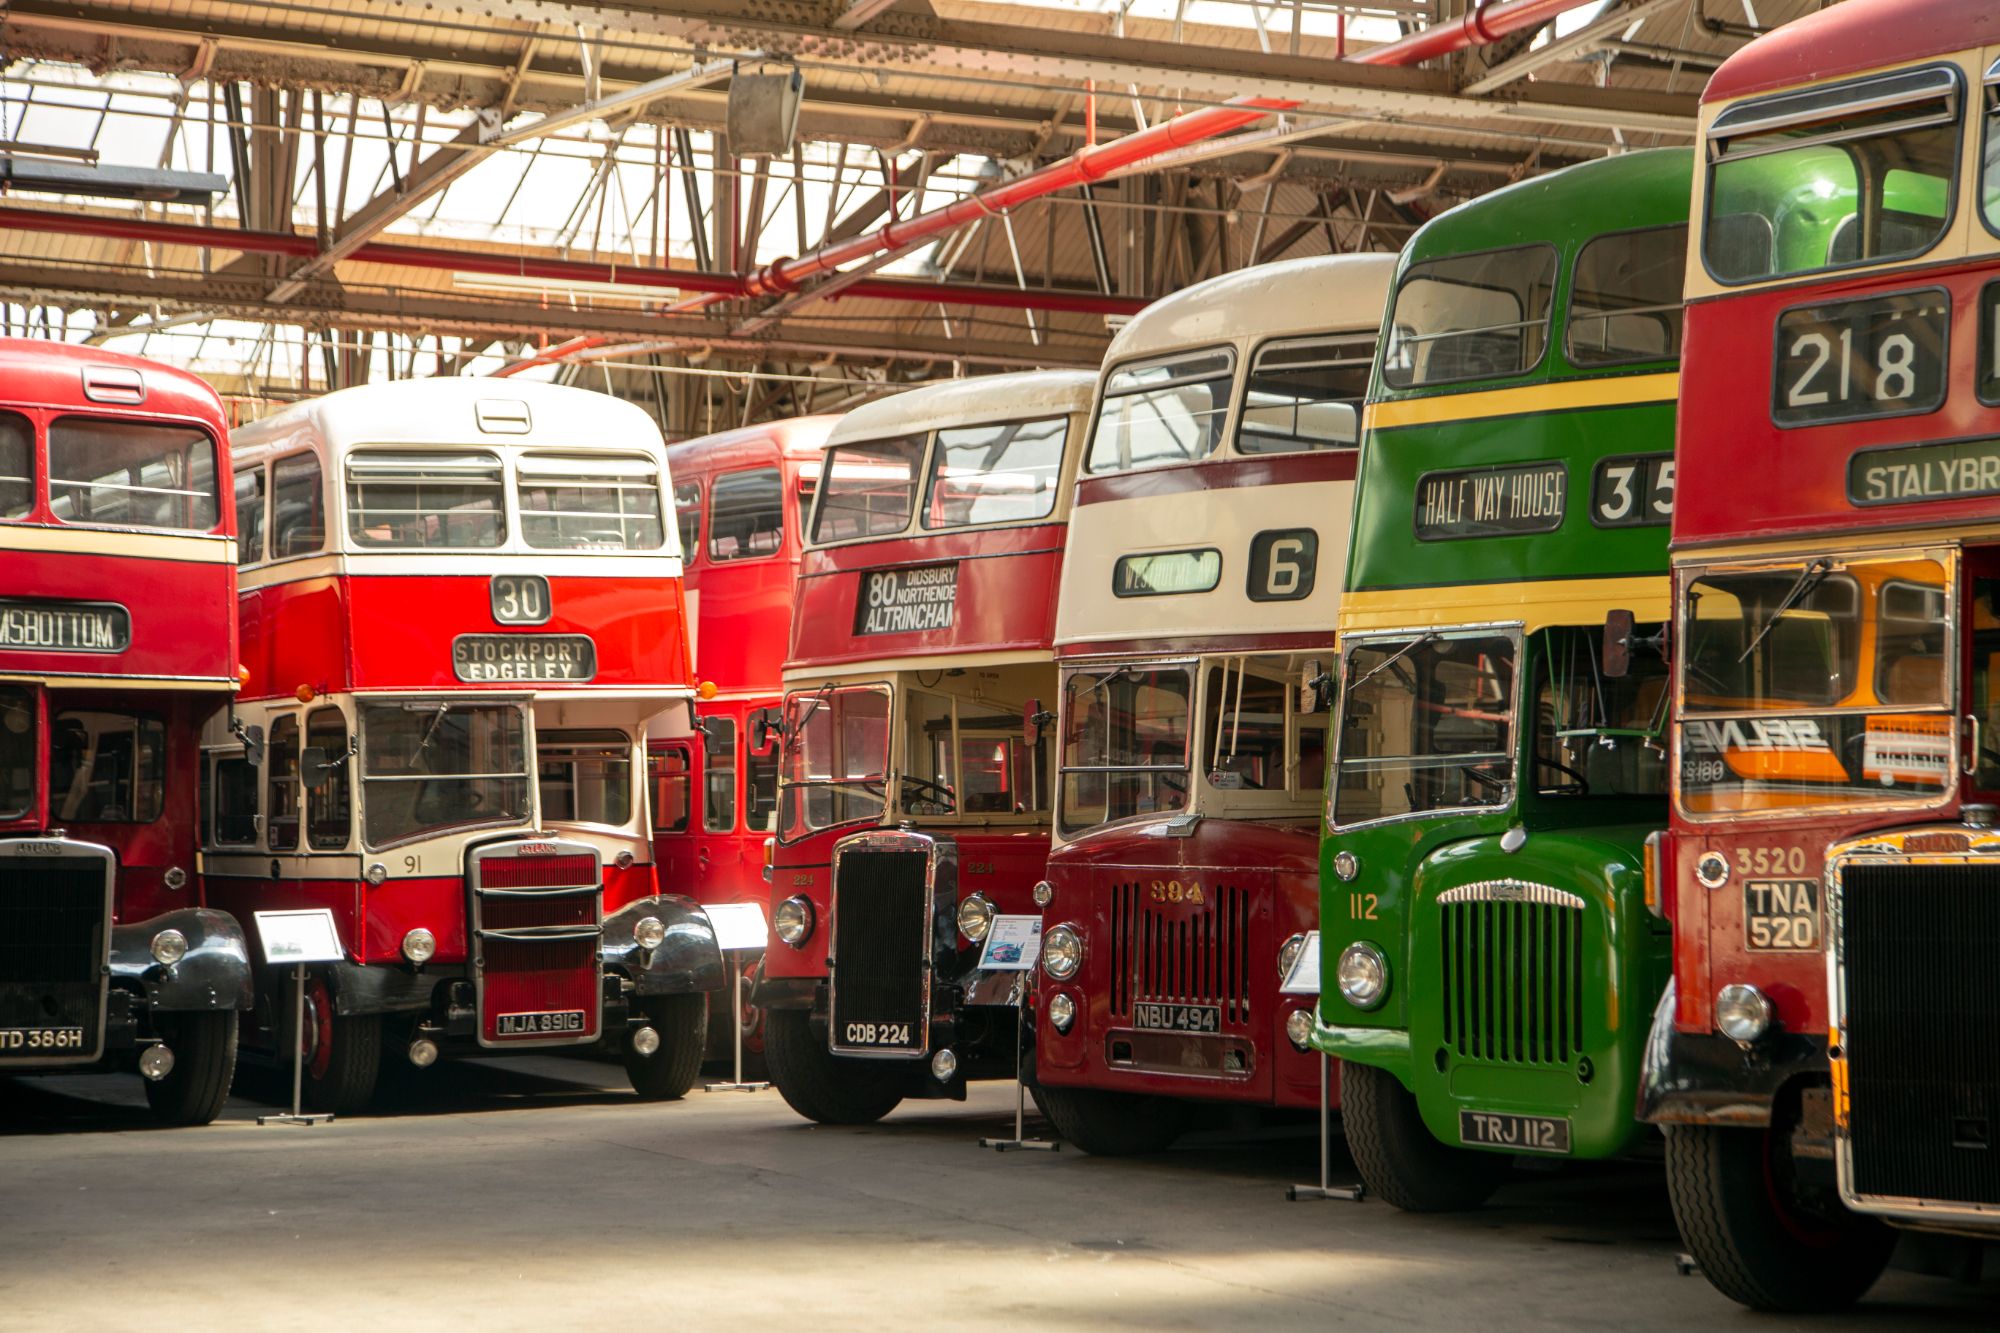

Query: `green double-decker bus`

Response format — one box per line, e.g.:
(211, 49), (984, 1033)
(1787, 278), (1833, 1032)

(1313, 148), (1689, 1209)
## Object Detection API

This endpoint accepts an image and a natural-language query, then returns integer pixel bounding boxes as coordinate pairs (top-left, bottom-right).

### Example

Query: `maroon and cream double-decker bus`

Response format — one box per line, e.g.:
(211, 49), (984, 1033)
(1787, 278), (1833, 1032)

(1033, 253), (1394, 1152)
(1, 339), (252, 1124)
(651, 415), (837, 1058)
(758, 371), (1094, 1124)
(206, 378), (721, 1113)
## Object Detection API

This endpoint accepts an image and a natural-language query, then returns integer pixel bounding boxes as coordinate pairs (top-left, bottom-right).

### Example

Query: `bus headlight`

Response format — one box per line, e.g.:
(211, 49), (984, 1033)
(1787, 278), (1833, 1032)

(1047, 992), (1076, 1033)
(775, 896), (815, 947)
(401, 928), (436, 964)
(956, 892), (995, 943)
(633, 916), (667, 951)
(1278, 931), (1308, 981)
(1285, 1009), (1315, 1051)
(1715, 983), (1772, 1045)
(150, 929), (188, 967)
(1042, 924), (1082, 981)
(1336, 942), (1388, 1010)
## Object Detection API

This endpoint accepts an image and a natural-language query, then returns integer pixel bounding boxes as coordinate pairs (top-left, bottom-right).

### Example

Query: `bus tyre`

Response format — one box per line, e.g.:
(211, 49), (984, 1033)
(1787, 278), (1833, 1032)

(1036, 1084), (1187, 1156)
(142, 1011), (238, 1126)
(763, 1008), (904, 1125)
(626, 993), (708, 1101)
(1663, 1123), (1893, 1313)
(301, 977), (381, 1115)
(1342, 1062), (1510, 1211)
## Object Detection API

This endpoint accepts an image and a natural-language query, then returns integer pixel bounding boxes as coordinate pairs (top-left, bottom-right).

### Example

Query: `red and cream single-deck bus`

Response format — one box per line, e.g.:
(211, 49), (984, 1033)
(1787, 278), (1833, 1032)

(208, 378), (722, 1113)
(1641, 0), (2000, 1309)
(1, 339), (252, 1125)
(757, 370), (1095, 1124)
(651, 415), (837, 1056)
(1032, 253), (1396, 1153)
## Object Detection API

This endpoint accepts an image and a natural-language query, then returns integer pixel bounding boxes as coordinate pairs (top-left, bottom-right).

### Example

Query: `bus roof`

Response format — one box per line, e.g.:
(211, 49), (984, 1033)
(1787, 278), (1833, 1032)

(1103, 252), (1398, 366)
(826, 369), (1096, 446)
(231, 376), (665, 468)
(667, 415), (838, 474)
(0, 337), (225, 427)
(1398, 147), (1692, 275)
(1703, 0), (1999, 105)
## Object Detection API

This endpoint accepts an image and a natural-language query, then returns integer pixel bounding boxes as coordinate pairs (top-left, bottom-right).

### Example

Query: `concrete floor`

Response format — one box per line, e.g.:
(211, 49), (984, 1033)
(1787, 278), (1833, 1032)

(2, 1060), (1993, 1331)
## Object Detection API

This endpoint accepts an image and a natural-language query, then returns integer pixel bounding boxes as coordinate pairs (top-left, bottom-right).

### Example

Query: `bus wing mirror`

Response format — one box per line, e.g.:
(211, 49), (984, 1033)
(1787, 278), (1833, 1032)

(299, 746), (336, 790)
(1024, 698), (1053, 746)
(1299, 659), (1327, 713)
(1603, 609), (1635, 679)
(752, 710), (784, 753)
(240, 724), (265, 769)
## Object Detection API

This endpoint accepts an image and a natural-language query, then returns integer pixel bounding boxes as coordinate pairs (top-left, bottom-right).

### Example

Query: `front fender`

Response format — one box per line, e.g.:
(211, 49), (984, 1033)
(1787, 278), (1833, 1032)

(110, 908), (253, 1011)
(603, 896), (724, 996)
(1635, 978), (1828, 1127)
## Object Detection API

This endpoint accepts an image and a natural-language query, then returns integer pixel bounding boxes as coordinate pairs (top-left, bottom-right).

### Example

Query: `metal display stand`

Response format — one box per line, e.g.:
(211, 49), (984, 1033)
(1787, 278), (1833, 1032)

(979, 975), (1058, 1153)
(251, 909), (345, 1128)
(701, 902), (770, 1093)
(1287, 1051), (1362, 1201)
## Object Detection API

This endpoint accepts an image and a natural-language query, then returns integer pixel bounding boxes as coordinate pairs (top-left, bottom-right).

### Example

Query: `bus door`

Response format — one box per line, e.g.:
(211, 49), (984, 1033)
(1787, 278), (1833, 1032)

(1962, 549), (2000, 801)
(693, 713), (739, 899)
(650, 740), (699, 894)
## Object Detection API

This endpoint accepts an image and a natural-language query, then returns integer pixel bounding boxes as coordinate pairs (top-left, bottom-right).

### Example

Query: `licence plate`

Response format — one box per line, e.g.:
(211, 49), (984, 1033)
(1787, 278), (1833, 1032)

(838, 1020), (916, 1048)
(1459, 1110), (1571, 1155)
(1744, 878), (1819, 951)
(0, 1025), (88, 1053)
(495, 1010), (585, 1037)
(1132, 1002), (1220, 1034)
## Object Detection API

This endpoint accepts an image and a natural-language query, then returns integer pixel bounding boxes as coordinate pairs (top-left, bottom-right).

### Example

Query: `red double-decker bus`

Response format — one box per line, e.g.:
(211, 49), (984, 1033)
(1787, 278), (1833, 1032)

(650, 415), (837, 1057)
(1641, 0), (2000, 1309)
(1033, 252), (1394, 1152)
(757, 370), (1095, 1124)
(206, 377), (722, 1113)
(0, 339), (252, 1124)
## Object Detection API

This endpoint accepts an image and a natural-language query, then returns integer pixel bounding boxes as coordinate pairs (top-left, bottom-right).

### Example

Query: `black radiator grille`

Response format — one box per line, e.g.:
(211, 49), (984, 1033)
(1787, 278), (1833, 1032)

(0, 857), (108, 1049)
(1842, 860), (2000, 1208)
(1439, 898), (1585, 1067)
(829, 848), (930, 1051)
(1107, 881), (1252, 1023)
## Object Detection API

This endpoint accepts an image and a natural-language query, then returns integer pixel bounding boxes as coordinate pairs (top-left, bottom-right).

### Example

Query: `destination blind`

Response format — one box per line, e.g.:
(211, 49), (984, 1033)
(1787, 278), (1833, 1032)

(1849, 436), (2000, 506)
(1414, 461), (1567, 540)
(0, 600), (131, 653)
(854, 563), (958, 634)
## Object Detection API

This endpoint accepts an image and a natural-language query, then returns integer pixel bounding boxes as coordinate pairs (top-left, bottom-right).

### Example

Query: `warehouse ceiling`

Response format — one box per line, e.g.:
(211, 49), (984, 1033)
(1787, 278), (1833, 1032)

(0, 1), (1820, 432)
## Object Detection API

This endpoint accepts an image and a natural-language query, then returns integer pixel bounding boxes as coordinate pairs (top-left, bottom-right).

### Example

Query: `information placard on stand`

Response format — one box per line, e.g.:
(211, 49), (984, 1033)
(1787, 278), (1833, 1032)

(1280, 931), (1363, 1202)
(977, 915), (1058, 1153)
(252, 909), (345, 1128)
(702, 902), (771, 1093)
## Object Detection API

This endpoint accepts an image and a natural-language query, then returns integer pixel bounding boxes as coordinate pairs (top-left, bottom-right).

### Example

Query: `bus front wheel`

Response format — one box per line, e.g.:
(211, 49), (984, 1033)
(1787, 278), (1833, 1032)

(1341, 1062), (1510, 1211)
(1664, 1122), (1893, 1312)
(1036, 1084), (1187, 1155)
(300, 976), (381, 1115)
(763, 1009), (905, 1125)
(142, 1010), (238, 1126)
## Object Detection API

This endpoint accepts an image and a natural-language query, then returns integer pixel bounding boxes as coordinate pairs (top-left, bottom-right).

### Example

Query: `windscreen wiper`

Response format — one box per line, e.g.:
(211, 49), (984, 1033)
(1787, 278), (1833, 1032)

(784, 682), (836, 756)
(1737, 559), (1833, 664)
(1347, 632), (1440, 696)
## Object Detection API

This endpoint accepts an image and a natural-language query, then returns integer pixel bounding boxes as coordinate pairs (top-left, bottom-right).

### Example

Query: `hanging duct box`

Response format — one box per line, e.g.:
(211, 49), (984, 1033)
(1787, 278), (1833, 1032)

(726, 65), (804, 158)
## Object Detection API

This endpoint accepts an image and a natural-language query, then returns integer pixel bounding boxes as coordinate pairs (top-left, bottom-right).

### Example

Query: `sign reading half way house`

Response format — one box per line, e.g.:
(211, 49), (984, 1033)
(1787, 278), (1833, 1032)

(1414, 461), (1567, 540)
(855, 563), (958, 634)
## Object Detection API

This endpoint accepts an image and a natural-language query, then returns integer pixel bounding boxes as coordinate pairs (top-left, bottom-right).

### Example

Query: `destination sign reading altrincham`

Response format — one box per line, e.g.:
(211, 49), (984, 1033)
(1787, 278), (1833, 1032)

(0, 599), (131, 653)
(1413, 461), (1566, 540)
(854, 563), (958, 635)
(452, 634), (597, 682)
(1849, 435), (2000, 506)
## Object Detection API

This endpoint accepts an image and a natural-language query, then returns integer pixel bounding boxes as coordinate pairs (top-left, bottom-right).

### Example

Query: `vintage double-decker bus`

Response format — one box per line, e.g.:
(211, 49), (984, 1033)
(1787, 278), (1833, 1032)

(1644, 0), (2000, 1310)
(758, 370), (1095, 1124)
(1030, 252), (1394, 1153)
(0, 339), (252, 1124)
(206, 377), (721, 1113)
(651, 415), (836, 1057)
(1313, 149), (1689, 1208)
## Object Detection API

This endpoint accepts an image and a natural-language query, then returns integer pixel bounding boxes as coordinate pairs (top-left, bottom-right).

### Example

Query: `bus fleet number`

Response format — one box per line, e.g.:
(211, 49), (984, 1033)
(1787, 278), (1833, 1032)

(1773, 291), (1947, 427)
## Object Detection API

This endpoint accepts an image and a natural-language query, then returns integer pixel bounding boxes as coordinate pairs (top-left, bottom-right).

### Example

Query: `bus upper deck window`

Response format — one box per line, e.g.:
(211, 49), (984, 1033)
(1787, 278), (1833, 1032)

(47, 418), (219, 532)
(235, 467), (265, 565)
(271, 452), (325, 558)
(1237, 337), (1371, 454)
(0, 412), (30, 520)
(347, 451), (502, 549)
(811, 437), (922, 543)
(708, 466), (783, 560)
(1567, 224), (1688, 367)
(1705, 65), (1961, 283)
(1382, 246), (1558, 389)
(674, 480), (701, 559)
(923, 416), (1067, 528)
(518, 454), (665, 551)
(1087, 349), (1235, 475)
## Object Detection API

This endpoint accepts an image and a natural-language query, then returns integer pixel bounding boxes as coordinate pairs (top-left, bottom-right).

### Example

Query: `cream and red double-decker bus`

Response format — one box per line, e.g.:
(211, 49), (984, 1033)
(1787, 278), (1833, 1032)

(1031, 253), (1394, 1152)
(758, 370), (1094, 1124)
(651, 415), (837, 1057)
(1641, 0), (2000, 1309)
(206, 378), (721, 1113)
(1, 339), (252, 1125)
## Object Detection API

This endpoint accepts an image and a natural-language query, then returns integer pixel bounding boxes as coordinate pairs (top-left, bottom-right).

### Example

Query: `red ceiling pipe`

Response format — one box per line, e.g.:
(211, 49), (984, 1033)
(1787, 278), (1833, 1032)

(1350, 0), (1605, 66)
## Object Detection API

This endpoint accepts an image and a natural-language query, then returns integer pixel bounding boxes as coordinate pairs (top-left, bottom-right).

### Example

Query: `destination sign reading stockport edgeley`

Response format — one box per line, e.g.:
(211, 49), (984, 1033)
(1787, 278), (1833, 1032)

(0, 600), (131, 653)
